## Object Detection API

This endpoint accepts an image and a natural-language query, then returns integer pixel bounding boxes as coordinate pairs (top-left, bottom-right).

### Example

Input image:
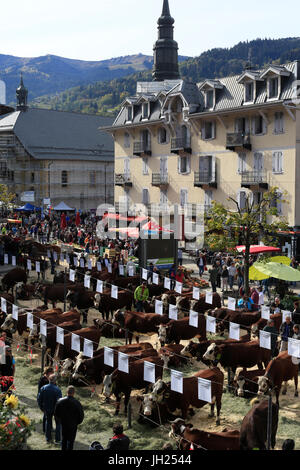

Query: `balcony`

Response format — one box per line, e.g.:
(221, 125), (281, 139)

(151, 173), (169, 187)
(171, 137), (192, 154)
(133, 141), (152, 156)
(115, 174), (132, 187)
(241, 170), (268, 189)
(226, 132), (252, 151)
(194, 170), (217, 189)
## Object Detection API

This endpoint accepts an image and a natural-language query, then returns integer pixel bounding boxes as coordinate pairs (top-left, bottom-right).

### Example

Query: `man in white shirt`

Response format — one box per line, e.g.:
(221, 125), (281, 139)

(258, 286), (265, 306)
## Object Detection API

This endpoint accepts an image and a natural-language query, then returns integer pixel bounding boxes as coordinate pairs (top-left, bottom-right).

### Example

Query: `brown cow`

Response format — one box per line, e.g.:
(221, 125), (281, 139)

(256, 351), (299, 405)
(54, 324), (103, 360)
(97, 289), (133, 321)
(158, 315), (207, 346)
(2, 268), (27, 293)
(203, 341), (271, 379)
(217, 309), (261, 335)
(102, 355), (168, 415)
(169, 418), (240, 451)
(190, 293), (221, 313)
(158, 344), (188, 367)
(151, 367), (224, 424)
(233, 368), (266, 398)
(112, 310), (169, 344)
(251, 313), (282, 338)
(181, 335), (251, 364)
(240, 399), (279, 450)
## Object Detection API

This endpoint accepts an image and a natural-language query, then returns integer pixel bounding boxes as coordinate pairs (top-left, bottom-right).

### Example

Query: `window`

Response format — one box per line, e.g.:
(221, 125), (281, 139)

(142, 103), (149, 119)
(90, 171), (96, 186)
(245, 82), (254, 102)
(31, 172), (35, 183)
(142, 188), (149, 205)
(272, 151), (283, 174)
(178, 155), (190, 174)
(160, 189), (168, 205)
(127, 106), (133, 122)
(269, 77), (279, 99)
(271, 190), (283, 215)
(204, 190), (213, 209)
(238, 190), (247, 211)
(199, 155), (215, 181)
(124, 158), (130, 179)
(142, 157), (149, 175)
(235, 117), (250, 134)
(254, 152), (264, 172)
(238, 152), (246, 174)
(202, 121), (216, 140)
(124, 132), (130, 148)
(61, 170), (68, 187)
(274, 112), (284, 134)
(158, 127), (168, 144)
(252, 115), (266, 135)
(206, 90), (214, 109)
(180, 189), (188, 207)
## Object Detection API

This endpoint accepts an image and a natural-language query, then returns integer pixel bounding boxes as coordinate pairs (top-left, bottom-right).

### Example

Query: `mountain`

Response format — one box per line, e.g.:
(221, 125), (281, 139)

(0, 53), (189, 104)
(28, 37), (300, 117)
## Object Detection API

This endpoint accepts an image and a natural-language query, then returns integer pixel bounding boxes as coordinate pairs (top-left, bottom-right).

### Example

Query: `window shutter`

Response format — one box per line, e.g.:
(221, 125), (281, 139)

(272, 152), (276, 173)
(142, 189), (149, 205)
(277, 191), (282, 215)
(187, 156), (191, 173)
(212, 122), (216, 139)
(262, 118), (267, 135)
(211, 156), (216, 181)
(251, 117), (256, 135)
(245, 117), (250, 134)
(201, 123), (205, 140)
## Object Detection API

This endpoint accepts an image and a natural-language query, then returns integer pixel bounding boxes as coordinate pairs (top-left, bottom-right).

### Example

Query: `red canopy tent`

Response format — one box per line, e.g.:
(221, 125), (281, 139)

(235, 245), (281, 254)
(141, 221), (173, 233)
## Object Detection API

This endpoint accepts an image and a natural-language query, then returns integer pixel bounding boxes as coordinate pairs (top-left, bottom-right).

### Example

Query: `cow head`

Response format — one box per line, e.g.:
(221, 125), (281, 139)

(102, 373), (113, 397)
(158, 324), (168, 346)
(112, 310), (125, 327)
(94, 293), (101, 309)
(169, 418), (186, 439)
(71, 353), (85, 380)
(181, 341), (195, 358)
(251, 323), (259, 338)
(203, 343), (221, 364)
(161, 294), (169, 308)
(61, 358), (75, 378)
(152, 378), (169, 402)
(0, 314), (17, 334)
(257, 376), (272, 397)
(137, 393), (157, 417)
(234, 372), (246, 397)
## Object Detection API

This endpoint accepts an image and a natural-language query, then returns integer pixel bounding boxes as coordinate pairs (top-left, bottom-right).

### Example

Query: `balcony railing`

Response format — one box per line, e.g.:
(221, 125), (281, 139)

(171, 137), (192, 154)
(152, 173), (169, 187)
(241, 170), (268, 189)
(194, 169), (217, 188)
(133, 141), (152, 156)
(115, 174), (132, 187)
(226, 132), (252, 151)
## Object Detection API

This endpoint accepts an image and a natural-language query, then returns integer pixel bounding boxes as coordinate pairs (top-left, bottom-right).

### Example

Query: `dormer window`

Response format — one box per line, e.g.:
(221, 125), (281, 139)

(245, 82), (254, 103)
(142, 102), (149, 120)
(127, 106), (133, 122)
(269, 77), (279, 99)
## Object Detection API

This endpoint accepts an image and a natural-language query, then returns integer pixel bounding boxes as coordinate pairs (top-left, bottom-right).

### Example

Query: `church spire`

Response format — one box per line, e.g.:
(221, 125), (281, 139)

(152, 0), (180, 81)
(16, 73), (28, 111)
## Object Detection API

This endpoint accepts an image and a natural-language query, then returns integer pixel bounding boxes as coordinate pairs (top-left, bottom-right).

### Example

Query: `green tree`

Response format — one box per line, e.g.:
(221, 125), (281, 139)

(205, 187), (289, 295)
(0, 184), (16, 208)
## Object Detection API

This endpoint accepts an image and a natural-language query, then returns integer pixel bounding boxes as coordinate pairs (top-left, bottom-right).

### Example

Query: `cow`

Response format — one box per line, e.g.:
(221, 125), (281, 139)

(136, 393), (176, 427)
(0, 292), (14, 315)
(112, 310), (169, 344)
(239, 399), (279, 450)
(217, 309), (261, 335)
(66, 289), (99, 324)
(158, 315), (207, 346)
(150, 367), (224, 425)
(102, 355), (169, 415)
(190, 293), (221, 314)
(169, 419), (240, 451)
(36, 283), (78, 308)
(202, 341), (271, 384)
(2, 268), (27, 293)
(181, 335), (251, 364)
(59, 342), (155, 379)
(256, 351), (299, 406)
(92, 318), (126, 339)
(233, 369), (266, 398)
(158, 345), (188, 368)
(97, 290), (133, 321)
(39, 318), (82, 362)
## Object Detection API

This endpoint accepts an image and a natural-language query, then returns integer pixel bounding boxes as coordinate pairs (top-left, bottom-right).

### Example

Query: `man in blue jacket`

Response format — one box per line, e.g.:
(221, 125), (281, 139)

(37, 374), (62, 444)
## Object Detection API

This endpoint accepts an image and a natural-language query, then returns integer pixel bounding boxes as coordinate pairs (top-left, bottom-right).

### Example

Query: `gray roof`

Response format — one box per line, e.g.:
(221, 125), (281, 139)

(0, 108), (114, 161)
(109, 60), (300, 129)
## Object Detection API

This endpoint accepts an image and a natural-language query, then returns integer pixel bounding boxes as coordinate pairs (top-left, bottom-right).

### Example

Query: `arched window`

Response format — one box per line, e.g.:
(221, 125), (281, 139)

(61, 170), (68, 187)
(158, 127), (168, 144)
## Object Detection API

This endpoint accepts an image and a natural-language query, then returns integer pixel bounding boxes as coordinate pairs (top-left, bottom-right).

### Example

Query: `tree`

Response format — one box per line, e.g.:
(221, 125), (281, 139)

(204, 187), (289, 295)
(0, 184), (16, 211)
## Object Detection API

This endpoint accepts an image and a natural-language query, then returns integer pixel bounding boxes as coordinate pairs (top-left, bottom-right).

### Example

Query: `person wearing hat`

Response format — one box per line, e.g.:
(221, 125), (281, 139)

(134, 281), (149, 312)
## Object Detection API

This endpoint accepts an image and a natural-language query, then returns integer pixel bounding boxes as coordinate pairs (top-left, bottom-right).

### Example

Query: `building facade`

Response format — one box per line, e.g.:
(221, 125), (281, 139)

(104, 0), (300, 255)
(0, 79), (114, 211)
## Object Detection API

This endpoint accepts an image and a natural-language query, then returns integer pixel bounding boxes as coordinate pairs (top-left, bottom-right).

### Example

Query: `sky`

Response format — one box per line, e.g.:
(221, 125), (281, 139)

(1, 0), (300, 61)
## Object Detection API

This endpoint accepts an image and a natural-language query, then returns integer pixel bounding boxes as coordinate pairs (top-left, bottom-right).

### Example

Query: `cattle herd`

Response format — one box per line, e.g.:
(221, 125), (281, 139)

(0, 240), (299, 450)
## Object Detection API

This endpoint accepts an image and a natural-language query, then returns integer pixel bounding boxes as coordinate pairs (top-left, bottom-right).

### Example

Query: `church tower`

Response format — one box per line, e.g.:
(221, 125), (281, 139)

(16, 74), (28, 111)
(152, 0), (180, 81)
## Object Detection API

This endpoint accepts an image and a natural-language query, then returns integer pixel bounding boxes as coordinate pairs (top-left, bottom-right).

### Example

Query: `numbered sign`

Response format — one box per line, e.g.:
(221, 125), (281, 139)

(198, 377), (212, 403)
(155, 300), (163, 315)
(171, 370), (183, 394)
(228, 297), (236, 311)
(206, 316), (216, 334)
(69, 269), (75, 282)
(144, 361), (155, 384)
(111, 285), (118, 299)
(142, 268), (148, 281)
(169, 305), (178, 320)
(71, 334), (81, 353)
(97, 262), (102, 272)
(152, 273), (159, 285)
(36, 261), (40, 273)
(80, 258), (85, 268)
(1, 298), (7, 314)
(164, 277), (171, 290)
(4, 254), (8, 265)
(205, 291), (213, 305)
(189, 310), (198, 328)
(96, 280), (103, 294)
(128, 266), (134, 277)
(288, 338), (300, 358)
(175, 281), (182, 294)
(104, 347), (114, 367)
(12, 256), (16, 266)
(27, 313), (33, 329)
(261, 306), (270, 320)
(84, 275), (91, 289)
(118, 352), (129, 373)
(40, 319), (47, 337)
(27, 259), (32, 271)
(56, 327), (64, 345)
(229, 322), (240, 340)
(87, 259), (92, 270)
(83, 339), (93, 358)
(119, 265), (124, 276)
(12, 304), (18, 320)
(193, 287), (200, 300)
(259, 330), (271, 350)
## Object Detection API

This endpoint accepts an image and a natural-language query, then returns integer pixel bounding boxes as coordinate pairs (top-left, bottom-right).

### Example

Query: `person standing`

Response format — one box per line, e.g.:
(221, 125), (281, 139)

(54, 385), (84, 451)
(134, 281), (149, 312)
(38, 367), (55, 434)
(209, 265), (218, 293)
(279, 316), (294, 352)
(228, 262), (237, 291)
(178, 248), (183, 267)
(37, 374), (62, 444)
(263, 319), (279, 358)
(221, 264), (229, 292)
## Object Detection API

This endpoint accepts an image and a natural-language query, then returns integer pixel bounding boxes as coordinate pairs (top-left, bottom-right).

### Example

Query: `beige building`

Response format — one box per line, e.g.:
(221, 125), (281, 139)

(103, 0), (300, 256)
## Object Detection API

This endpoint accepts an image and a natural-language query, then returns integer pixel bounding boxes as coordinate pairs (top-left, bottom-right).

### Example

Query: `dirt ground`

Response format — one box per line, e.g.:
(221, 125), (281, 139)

(6, 265), (300, 450)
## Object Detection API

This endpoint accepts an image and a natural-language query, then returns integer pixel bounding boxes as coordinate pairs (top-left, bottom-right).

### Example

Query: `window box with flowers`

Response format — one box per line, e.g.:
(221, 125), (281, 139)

(0, 383), (33, 450)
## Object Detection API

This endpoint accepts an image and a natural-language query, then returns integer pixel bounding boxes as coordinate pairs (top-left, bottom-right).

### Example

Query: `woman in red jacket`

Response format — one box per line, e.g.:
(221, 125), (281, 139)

(175, 268), (185, 284)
